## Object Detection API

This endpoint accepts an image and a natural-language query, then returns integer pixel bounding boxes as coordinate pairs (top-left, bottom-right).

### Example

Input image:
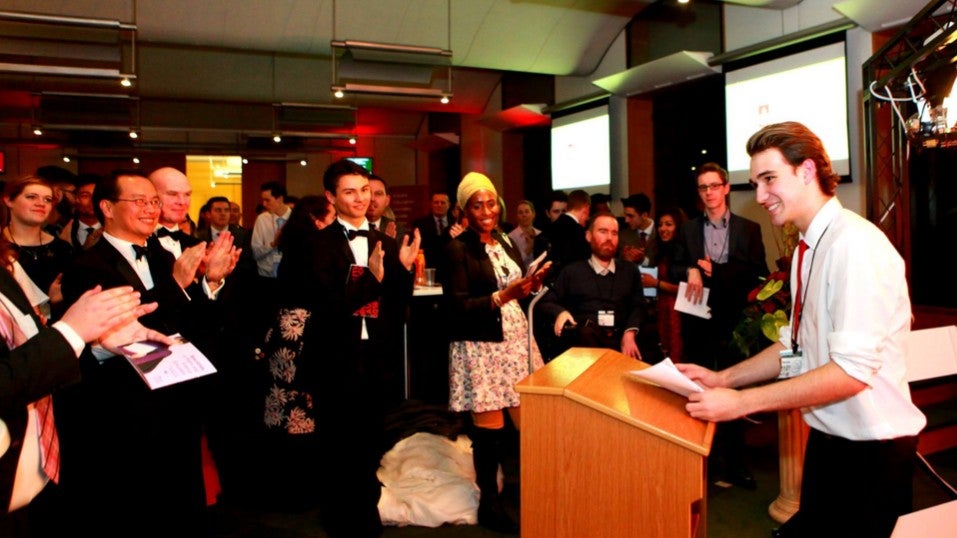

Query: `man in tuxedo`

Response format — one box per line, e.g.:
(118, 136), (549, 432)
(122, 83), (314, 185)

(366, 175), (406, 242)
(148, 167), (202, 258)
(56, 171), (235, 534)
(58, 174), (102, 253)
(672, 161), (767, 490)
(0, 265), (168, 537)
(309, 159), (419, 538)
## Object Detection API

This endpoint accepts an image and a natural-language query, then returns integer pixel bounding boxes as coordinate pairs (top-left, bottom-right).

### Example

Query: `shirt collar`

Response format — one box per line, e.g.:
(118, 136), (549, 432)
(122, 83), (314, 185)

(102, 231), (147, 265)
(337, 216), (369, 233)
(639, 222), (654, 236)
(802, 197), (841, 250)
(588, 255), (615, 275)
(704, 209), (729, 229)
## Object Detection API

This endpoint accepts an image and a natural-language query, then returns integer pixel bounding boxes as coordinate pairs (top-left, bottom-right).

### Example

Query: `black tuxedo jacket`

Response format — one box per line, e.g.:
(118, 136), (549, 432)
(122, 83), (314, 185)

(0, 268), (78, 513)
(306, 222), (413, 403)
(56, 237), (212, 527)
(411, 214), (451, 270)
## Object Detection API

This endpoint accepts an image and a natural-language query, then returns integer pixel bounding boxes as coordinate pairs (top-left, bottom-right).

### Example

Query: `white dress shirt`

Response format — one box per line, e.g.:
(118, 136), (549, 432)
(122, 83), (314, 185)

(251, 207), (292, 277)
(777, 198), (926, 440)
(340, 217), (372, 340)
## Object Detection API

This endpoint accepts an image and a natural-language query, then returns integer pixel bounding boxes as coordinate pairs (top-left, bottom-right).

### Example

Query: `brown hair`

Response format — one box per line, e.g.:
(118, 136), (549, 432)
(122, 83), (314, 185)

(4, 174), (53, 203)
(746, 121), (839, 195)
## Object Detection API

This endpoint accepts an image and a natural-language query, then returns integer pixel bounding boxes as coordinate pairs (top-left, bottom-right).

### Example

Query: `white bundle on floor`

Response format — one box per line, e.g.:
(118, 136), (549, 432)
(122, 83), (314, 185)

(377, 432), (481, 527)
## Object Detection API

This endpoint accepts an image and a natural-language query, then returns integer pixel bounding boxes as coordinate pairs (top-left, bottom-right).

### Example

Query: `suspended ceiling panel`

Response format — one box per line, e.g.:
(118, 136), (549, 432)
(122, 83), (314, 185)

(833, 0), (941, 32)
(592, 51), (721, 97)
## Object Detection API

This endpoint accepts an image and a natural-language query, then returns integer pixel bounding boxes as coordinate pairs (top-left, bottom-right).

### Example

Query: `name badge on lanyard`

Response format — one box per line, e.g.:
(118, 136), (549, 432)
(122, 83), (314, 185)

(597, 310), (615, 327)
(778, 348), (803, 379)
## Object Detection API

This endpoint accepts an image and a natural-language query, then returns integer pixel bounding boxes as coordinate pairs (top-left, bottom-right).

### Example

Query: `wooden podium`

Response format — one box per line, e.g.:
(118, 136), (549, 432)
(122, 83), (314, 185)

(516, 348), (715, 538)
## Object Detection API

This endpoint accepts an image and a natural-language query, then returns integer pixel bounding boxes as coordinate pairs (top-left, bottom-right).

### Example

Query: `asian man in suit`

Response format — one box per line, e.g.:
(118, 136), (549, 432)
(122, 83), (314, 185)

(56, 171), (236, 535)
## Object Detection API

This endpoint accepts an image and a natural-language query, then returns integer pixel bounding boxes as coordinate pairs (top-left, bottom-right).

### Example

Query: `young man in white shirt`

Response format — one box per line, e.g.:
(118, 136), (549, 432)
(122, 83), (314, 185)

(678, 122), (926, 538)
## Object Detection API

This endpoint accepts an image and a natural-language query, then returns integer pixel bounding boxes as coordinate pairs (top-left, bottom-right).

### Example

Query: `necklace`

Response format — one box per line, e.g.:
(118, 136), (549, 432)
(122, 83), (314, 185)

(4, 226), (48, 262)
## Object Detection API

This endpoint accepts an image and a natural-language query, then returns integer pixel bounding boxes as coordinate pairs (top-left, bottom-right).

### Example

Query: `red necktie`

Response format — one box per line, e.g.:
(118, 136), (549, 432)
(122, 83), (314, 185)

(791, 240), (809, 347)
(0, 304), (60, 483)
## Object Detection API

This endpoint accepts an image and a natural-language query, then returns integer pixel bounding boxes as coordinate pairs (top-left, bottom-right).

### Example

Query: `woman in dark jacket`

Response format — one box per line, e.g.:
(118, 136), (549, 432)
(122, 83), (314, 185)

(442, 172), (549, 533)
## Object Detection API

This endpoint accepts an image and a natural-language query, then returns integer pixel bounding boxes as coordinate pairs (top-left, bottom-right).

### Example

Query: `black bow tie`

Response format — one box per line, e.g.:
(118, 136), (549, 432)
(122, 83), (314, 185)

(132, 244), (149, 261)
(156, 227), (186, 241)
(346, 229), (370, 241)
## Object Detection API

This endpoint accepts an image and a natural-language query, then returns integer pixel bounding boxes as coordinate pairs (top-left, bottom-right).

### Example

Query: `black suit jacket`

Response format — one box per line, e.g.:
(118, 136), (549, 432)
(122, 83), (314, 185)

(671, 213), (767, 363)
(442, 228), (528, 343)
(538, 213), (590, 285)
(0, 268), (78, 513)
(56, 237), (212, 528)
(412, 214), (451, 271)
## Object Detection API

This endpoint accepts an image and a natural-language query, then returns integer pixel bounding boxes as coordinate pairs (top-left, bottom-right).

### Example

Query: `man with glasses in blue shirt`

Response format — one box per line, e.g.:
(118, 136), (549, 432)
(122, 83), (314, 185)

(672, 161), (767, 490)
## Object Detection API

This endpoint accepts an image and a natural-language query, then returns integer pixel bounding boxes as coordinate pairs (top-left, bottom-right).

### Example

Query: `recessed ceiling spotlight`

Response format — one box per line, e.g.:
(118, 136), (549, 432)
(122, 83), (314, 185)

(334, 89), (345, 99)
(300, 159), (307, 167)
(349, 137), (356, 145)
(62, 155), (71, 163)
(129, 129), (139, 139)
(32, 126), (42, 136)
(242, 158), (249, 164)
(132, 157), (140, 164)
(273, 134), (282, 143)
(440, 96), (450, 104)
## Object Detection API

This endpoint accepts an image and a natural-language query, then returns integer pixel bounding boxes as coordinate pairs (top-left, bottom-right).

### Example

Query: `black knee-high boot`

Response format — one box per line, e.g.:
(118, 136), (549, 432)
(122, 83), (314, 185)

(471, 426), (519, 534)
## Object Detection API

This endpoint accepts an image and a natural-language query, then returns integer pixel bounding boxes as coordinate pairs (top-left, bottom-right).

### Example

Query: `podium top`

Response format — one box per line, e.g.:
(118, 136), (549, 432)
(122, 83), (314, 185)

(517, 348), (715, 455)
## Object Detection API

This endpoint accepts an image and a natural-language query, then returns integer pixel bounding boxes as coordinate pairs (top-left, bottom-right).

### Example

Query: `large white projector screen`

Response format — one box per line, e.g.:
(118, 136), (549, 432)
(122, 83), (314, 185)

(725, 42), (850, 185)
(550, 104), (611, 191)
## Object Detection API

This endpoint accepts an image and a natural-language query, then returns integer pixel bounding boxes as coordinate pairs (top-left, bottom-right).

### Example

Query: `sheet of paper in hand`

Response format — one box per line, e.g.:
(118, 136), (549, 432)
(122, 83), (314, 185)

(674, 281), (712, 319)
(623, 358), (704, 398)
(349, 264), (380, 318)
(120, 334), (217, 390)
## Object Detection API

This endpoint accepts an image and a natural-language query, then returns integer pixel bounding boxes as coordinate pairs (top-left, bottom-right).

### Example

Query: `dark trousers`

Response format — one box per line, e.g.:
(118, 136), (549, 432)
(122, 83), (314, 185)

(317, 342), (388, 538)
(778, 428), (918, 538)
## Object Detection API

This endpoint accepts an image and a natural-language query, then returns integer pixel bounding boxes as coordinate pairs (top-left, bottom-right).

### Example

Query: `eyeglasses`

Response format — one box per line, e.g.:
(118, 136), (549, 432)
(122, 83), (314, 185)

(114, 198), (163, 208)
(696, 182), (727, 194)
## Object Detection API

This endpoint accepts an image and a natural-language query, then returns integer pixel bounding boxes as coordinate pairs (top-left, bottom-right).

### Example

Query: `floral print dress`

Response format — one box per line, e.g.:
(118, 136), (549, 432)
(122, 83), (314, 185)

(448, 240), (544, 413)
(259, 307), (316, 434)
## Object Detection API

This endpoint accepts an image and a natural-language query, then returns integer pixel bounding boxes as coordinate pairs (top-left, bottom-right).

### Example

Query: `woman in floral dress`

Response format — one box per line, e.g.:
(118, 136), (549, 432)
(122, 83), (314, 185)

(255, 194), (335, 509)
(442, 172), (550, 533)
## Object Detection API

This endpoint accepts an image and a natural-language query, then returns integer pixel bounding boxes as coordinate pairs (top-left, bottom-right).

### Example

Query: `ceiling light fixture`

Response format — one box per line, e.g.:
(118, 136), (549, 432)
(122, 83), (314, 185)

(349, 136), (356, 145)
(273, 133), (282, 143)
(32, 126), (42, 136)
(120, 77), (132, 87)
(132, 157), (140, 164)
(242, 157), (249, 164)
(334, 89), (345, 98)
(300, 159), (307, 166)
(62, 155), (71, 163)
(440, 95), (450, 104)
(129, 129), (138, 139)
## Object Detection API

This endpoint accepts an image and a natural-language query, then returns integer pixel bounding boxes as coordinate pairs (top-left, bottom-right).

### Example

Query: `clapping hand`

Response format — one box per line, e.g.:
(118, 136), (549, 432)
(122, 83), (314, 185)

(173, 243), (206, 289)
(204, 231), (240, 285)
(398, 228), (422, 271)
(369, 241), (385, 282)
